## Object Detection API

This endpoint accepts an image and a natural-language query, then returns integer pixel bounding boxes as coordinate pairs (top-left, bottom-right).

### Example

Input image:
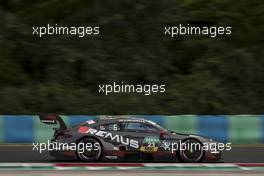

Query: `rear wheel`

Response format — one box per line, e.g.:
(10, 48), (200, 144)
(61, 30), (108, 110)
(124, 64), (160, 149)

(178, 139), (204, 163)
(76, 137), (102, 162)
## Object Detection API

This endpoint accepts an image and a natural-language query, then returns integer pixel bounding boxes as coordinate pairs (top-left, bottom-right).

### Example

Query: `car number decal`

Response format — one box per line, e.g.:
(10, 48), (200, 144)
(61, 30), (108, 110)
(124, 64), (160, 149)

(140, 136), (160, 152)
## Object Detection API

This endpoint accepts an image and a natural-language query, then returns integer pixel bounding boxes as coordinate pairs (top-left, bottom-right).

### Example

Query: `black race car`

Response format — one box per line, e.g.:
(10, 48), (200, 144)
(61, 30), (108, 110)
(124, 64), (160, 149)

(39, 114), (222, 163)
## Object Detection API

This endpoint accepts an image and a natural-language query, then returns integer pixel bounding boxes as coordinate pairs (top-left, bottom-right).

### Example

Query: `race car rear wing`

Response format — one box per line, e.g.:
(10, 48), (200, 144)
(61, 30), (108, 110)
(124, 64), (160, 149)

(39, 114), (67, 130)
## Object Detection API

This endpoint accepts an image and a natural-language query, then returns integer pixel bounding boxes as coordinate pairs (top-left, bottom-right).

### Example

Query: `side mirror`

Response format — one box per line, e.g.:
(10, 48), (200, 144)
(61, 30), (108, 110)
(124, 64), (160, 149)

(170, 130), (176, 134)
(160, 131), (165, 140)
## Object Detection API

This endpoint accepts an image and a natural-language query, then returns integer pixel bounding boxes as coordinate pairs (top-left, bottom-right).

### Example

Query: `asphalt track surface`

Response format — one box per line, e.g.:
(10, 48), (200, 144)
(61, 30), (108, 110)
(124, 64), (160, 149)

(0, 145), (264, 163)
(0, 145), (264, 175)
(1, 170), (264, 176)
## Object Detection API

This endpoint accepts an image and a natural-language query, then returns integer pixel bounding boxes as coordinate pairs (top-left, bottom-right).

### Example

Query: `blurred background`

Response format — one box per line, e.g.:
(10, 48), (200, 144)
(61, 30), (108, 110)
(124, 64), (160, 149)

(0, 0), (263, 114)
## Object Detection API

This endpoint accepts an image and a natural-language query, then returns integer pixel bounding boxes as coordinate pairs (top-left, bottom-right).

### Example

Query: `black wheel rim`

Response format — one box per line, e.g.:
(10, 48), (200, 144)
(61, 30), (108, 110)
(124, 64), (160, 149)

(180, 139), (203, 162)
(77, 138), (102, 161)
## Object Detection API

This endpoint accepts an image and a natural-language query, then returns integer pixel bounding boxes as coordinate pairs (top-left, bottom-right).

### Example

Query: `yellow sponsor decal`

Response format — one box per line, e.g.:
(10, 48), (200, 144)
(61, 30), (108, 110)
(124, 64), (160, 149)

(140, 146), (159, 152)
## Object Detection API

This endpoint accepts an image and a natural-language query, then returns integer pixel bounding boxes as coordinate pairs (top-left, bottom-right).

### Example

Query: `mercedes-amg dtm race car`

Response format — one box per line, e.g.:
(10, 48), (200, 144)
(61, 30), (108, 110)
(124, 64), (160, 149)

(39, 114), (222, 163)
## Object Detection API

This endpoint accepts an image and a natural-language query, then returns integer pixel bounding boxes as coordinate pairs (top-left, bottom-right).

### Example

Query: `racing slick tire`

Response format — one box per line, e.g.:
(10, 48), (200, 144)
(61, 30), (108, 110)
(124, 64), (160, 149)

(76, 137), (103, 162)
(177, 138), (205, 163)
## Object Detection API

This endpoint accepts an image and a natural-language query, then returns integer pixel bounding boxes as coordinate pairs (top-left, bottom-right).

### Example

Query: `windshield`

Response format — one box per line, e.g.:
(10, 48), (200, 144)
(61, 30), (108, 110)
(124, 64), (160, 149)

(146, 120), (167, 132)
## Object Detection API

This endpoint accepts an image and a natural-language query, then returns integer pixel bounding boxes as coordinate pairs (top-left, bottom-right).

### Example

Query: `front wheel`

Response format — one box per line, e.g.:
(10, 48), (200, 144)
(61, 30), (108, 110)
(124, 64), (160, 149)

(76, 137), (102, 162)
(177, 139), (204, 163)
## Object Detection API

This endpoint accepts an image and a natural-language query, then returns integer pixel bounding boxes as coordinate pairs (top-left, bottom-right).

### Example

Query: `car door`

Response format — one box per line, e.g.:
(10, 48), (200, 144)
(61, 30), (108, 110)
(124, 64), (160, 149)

(121, 122), (147, 140)
(118, 122), (162, 153)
